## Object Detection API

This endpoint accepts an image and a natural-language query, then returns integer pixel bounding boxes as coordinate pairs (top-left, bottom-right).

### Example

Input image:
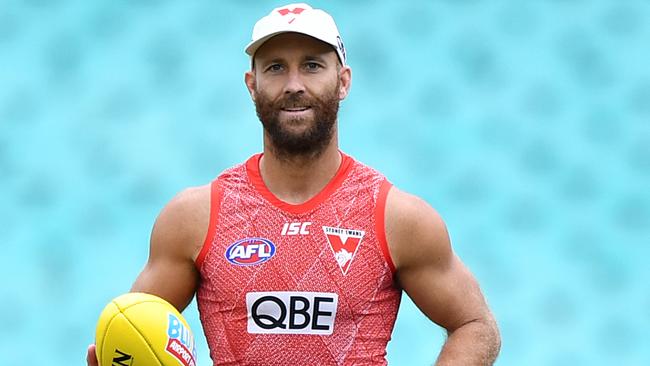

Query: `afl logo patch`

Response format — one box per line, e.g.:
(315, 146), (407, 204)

(225, 238), (276, 266)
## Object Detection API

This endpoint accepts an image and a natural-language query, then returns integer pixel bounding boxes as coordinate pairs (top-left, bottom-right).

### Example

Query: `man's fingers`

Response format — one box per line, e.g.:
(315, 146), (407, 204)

(87, 344), (98, 366)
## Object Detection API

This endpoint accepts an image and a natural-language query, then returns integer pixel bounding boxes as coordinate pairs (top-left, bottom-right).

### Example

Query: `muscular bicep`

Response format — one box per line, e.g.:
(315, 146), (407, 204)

(387, 188), (492, 333)
(131, 251), (199, 313)
(398, 250), (488, 332)
(130, 186), (209, 312)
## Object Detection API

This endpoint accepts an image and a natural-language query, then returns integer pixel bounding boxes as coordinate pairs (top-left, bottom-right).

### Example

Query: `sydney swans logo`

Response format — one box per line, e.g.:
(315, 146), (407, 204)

(323, 226), (365, 275)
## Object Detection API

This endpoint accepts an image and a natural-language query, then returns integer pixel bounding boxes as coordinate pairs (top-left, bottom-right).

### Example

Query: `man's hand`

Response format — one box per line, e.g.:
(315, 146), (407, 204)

(87, 344), (98, 366)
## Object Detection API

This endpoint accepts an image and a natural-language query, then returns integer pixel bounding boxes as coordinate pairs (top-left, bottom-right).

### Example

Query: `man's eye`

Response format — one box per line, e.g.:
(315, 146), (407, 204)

(305, 62), (321, 71)
(267, 64), (283, 72)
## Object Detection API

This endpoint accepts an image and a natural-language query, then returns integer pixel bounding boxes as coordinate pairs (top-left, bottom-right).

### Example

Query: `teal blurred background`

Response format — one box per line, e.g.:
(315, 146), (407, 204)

(1, 0), (649, 365)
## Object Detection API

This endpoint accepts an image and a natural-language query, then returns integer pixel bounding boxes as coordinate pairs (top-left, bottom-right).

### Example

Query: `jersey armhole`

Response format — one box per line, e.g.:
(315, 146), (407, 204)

(195, 180), (223, 270)
(375, 179), (396, 274)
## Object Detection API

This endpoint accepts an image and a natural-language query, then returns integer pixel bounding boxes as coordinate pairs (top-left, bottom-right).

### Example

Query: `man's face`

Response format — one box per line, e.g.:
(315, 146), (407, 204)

(245, 33), (351, 159)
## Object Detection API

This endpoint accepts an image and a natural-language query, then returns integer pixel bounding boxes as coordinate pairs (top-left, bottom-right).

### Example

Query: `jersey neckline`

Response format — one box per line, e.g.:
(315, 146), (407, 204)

(246, 152), (354, 215)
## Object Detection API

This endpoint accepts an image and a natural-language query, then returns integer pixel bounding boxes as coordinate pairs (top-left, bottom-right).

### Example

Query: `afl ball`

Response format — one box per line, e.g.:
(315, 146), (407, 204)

(95, 292), (196, 366)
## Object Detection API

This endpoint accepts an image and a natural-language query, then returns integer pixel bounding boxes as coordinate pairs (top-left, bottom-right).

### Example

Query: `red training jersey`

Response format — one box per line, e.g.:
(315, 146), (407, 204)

(195, 152), (402, 365)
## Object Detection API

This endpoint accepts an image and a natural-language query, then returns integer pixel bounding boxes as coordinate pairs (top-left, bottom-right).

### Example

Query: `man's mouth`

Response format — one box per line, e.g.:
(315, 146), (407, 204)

(279, 106), (313, 119)
(281, 106), (311, 112)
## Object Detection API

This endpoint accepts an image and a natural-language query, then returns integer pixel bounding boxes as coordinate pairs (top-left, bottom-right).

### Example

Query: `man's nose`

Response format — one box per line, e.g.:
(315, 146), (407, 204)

(283, 69), (305, 94)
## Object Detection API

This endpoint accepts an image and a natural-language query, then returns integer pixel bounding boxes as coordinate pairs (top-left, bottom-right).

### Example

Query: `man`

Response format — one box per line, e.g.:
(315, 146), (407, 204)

(87, 3), (500, 365)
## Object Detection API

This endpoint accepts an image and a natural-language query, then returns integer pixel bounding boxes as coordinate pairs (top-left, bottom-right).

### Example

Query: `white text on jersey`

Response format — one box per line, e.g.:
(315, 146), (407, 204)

(281, 222), (312, 236)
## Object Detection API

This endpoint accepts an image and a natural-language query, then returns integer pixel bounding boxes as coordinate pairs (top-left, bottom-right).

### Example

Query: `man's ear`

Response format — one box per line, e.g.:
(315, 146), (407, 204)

(338, 66), (352, 100)
(245, 70), (256, 101)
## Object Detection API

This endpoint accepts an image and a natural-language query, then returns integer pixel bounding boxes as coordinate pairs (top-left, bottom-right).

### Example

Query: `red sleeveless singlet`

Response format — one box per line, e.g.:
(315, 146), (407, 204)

(195, 152), (402, 365)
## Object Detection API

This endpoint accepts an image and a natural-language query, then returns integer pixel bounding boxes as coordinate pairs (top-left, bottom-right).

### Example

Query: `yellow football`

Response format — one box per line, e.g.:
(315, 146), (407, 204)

(95, 292), (197, 366)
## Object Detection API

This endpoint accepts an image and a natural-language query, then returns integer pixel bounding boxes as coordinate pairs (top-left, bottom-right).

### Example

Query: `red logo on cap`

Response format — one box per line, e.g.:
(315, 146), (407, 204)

(277, 7), (305, 24)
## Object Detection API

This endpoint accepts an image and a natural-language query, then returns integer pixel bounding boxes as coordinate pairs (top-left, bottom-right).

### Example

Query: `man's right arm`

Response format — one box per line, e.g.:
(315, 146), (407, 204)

(87, 185), (210, 366)
(129, 186), (209, 309)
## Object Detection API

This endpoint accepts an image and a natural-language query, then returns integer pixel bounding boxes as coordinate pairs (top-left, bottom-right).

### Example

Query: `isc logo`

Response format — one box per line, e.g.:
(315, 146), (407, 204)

(225, 238), (276, 266)
(281, 222), (311, 235)
(246, 291), (338, 335)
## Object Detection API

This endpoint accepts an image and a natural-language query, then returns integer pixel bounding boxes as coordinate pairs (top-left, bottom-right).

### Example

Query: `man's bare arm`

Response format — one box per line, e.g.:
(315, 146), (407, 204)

(87, 185), (210, 366)
(386, 188), (501, 365)
(130, 186), (209, 310)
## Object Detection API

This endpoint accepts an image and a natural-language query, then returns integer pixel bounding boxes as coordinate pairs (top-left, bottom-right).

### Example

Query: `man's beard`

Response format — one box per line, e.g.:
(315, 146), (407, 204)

(254, 82), (340, 161)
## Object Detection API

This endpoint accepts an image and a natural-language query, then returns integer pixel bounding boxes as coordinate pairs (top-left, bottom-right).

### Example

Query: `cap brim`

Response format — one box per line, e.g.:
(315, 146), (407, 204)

(245, 30), (339, 60)
(245, 31), (292, 57)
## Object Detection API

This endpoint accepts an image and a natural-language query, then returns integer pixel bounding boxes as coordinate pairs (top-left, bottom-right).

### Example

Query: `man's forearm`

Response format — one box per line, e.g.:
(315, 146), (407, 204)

(435, 317), (501, 366)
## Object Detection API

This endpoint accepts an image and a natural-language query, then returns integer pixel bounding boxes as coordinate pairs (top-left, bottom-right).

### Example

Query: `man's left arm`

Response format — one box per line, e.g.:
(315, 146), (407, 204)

(385, 187), (501, 365)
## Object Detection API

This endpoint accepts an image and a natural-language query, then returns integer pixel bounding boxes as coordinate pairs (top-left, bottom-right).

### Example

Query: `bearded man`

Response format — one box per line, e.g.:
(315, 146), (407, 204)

(87, 3), (500, 365)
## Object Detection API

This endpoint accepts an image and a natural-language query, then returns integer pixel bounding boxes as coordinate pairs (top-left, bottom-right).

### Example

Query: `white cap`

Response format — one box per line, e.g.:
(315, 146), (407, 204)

(245, 3), (347, 65)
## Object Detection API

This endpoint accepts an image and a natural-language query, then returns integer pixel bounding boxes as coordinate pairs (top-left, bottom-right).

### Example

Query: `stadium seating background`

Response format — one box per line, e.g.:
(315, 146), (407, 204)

(1, 1), (649, 365)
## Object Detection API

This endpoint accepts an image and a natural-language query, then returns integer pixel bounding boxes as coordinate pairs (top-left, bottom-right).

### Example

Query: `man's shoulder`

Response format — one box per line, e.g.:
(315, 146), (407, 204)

(150, 184), (212, 260)
(384, 186), (451, 270)
(157, 184), (211, 235)
(168, 184), (211, 211)
(385, 187), (443, 225)
(341, 153), (429, 215)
